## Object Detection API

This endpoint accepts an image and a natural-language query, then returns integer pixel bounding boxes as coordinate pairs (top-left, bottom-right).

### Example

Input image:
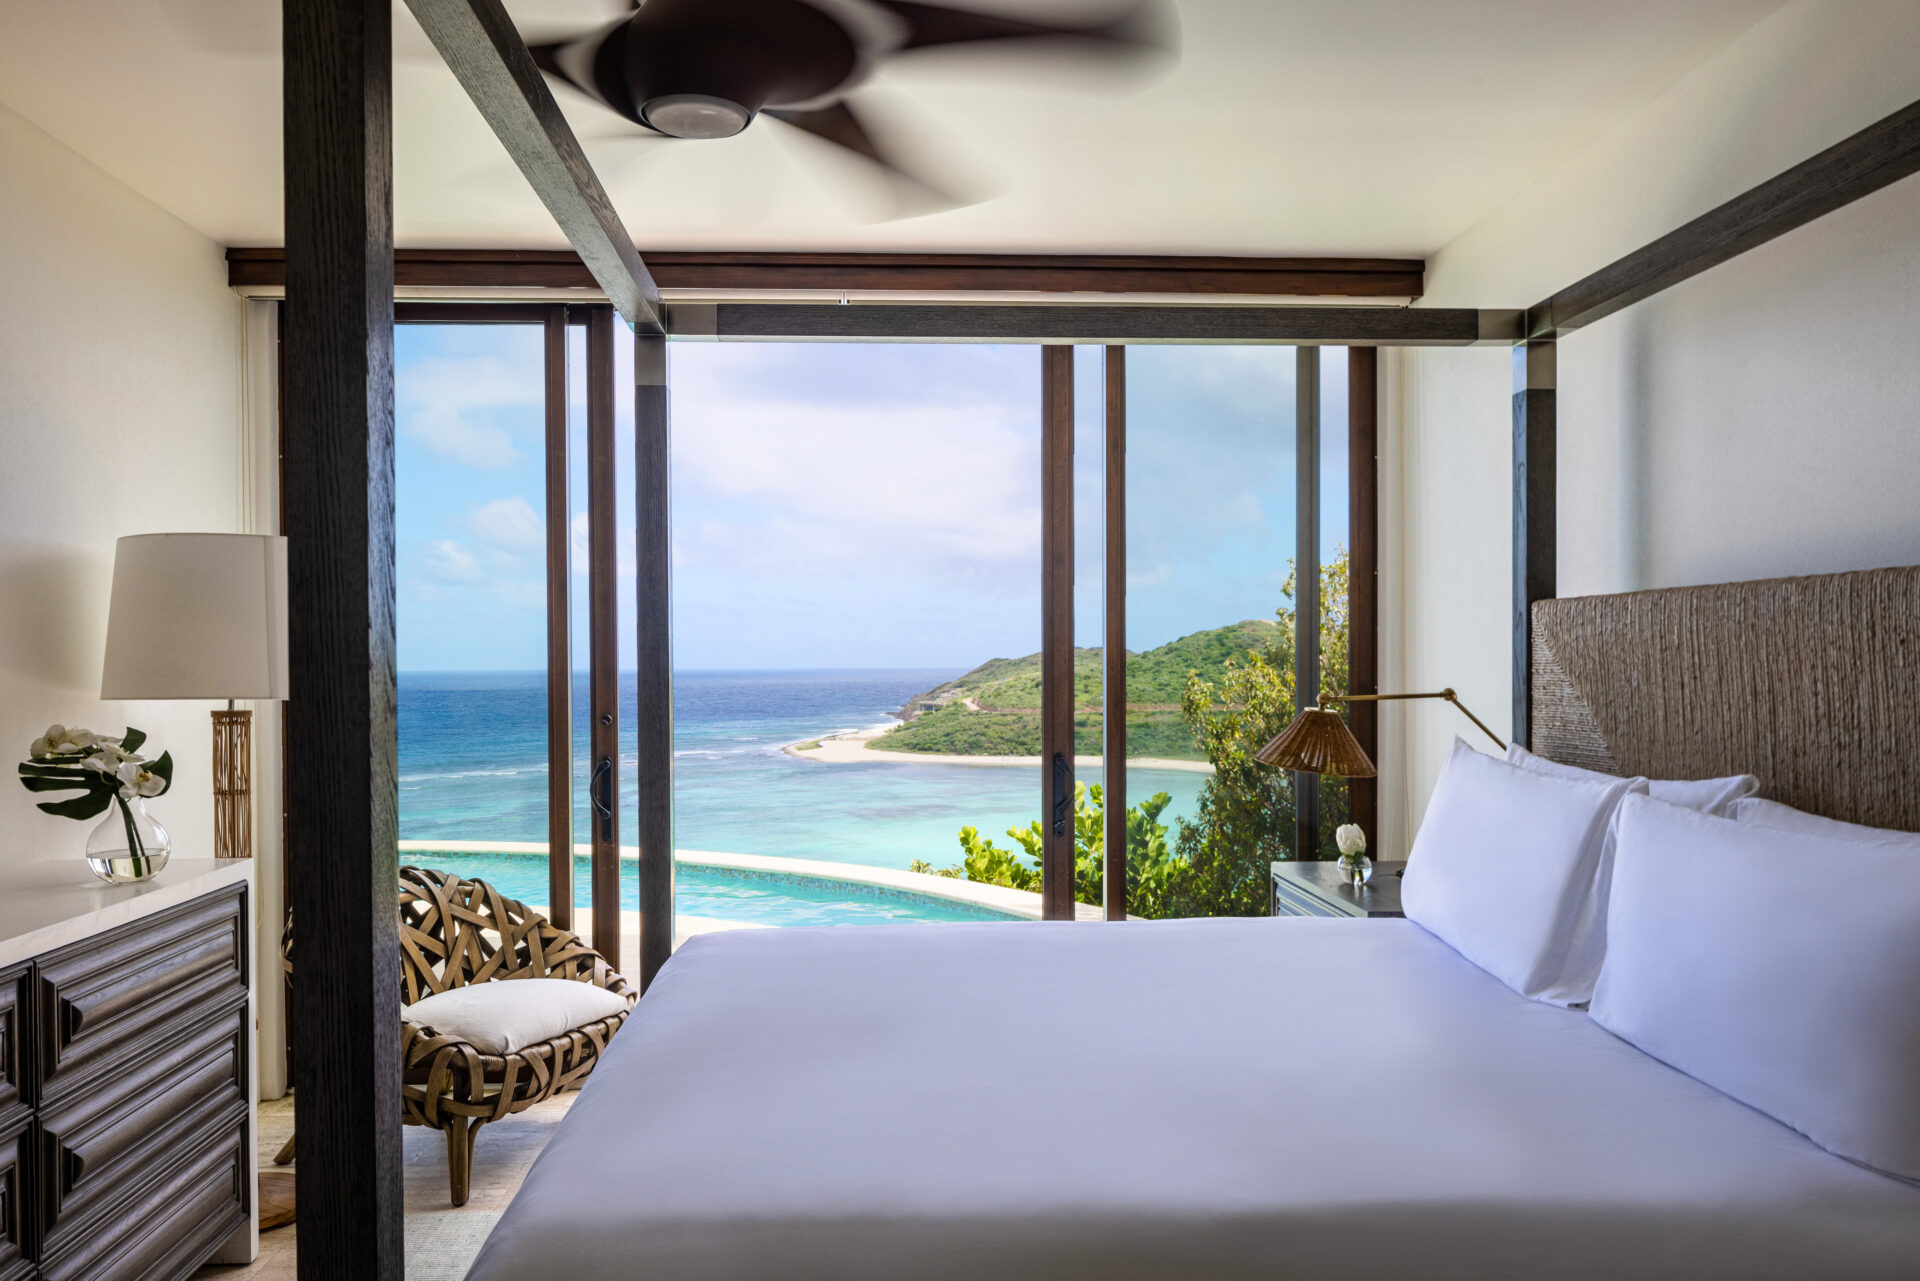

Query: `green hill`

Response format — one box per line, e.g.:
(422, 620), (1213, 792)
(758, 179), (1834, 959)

(870, 619), (1279, 760)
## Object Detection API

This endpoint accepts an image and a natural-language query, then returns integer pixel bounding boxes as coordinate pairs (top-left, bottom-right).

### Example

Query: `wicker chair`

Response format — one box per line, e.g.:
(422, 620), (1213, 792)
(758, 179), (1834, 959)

(398, 866), (635, 1205)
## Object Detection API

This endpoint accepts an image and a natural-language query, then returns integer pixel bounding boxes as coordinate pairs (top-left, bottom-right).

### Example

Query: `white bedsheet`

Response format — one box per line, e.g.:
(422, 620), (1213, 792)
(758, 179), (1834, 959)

(465, 918), (1920, 1280)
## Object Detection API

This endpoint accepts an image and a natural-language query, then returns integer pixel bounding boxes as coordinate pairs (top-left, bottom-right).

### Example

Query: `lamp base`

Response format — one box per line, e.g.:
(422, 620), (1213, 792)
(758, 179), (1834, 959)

(212, 707), (253, 860)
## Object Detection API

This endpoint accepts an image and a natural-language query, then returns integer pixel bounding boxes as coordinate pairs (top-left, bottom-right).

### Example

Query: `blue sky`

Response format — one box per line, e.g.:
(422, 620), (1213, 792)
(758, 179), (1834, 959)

(394, 328), (1348, 671)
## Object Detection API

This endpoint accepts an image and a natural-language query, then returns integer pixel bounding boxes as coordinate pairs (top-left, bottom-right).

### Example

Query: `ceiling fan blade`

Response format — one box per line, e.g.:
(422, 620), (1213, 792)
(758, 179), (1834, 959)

(867, 0), (1170, 56)
(530, 16), (647, 127)
(763, 101), (966, 214)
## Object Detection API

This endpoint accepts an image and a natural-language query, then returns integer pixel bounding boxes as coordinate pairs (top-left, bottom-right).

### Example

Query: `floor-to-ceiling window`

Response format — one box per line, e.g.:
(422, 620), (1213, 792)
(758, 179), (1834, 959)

(387, 307), (1368, 956)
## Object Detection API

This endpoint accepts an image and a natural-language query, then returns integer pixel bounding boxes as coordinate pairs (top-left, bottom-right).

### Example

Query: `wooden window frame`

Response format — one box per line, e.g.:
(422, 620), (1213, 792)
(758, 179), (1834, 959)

(387, 302), (627, 958)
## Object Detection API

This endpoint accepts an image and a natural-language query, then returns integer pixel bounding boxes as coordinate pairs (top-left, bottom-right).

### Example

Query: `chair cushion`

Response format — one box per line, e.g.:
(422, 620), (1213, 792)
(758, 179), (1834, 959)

(403, 977), (629, 1056)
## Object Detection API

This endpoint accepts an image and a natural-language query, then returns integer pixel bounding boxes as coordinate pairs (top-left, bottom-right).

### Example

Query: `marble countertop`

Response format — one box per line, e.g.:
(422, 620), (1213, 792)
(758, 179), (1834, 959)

(0, 857), (252, 971)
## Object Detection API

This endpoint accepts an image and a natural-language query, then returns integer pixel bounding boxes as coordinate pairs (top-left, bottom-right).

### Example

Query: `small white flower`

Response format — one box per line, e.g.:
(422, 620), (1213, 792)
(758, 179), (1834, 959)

(31, 724), (96, 757)
(86, 740), (143, 767)
(1335, 823), (1367, 856)
(115, 760), (165, 800)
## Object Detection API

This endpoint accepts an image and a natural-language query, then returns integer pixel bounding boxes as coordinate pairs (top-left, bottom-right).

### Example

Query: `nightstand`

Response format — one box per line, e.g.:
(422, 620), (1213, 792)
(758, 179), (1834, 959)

(1270, 860), (1406, 918)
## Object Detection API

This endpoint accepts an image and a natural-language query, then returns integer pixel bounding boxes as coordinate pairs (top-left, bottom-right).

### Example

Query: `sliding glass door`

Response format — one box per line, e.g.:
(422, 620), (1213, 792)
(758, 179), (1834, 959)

(665, 341), (1046, 929)
(1094, 345), (1352, 919)
(392, 305), (629, 967)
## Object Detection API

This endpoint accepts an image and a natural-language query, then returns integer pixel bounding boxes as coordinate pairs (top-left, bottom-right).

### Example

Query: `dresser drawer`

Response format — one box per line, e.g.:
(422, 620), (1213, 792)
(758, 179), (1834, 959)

(35, 1115), (247, 1281)
(0, 1117), (28, 1281)
(1271, 875), (1345, 918)
(35, 997), (246, 1252)
(34, 885), (247, 1101)
(0, 965), (26, 1120)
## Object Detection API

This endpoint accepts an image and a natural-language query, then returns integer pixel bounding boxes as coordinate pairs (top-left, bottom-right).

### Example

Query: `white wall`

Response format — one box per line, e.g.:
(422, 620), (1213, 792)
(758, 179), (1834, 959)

(0, 100), (244, 865)
(1382, 0), (1920, 849)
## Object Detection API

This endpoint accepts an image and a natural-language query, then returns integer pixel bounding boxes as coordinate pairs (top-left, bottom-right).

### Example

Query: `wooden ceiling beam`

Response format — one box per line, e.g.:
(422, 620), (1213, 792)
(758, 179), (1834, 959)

(401, 0), (662, 332)
(227, 248), (1425, 299)
(1530, 96), (1920, 338)
(683, 302), (1486, 345)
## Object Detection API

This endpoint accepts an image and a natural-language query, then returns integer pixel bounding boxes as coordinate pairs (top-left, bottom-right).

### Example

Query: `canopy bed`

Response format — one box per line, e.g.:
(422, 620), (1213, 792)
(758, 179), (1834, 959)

(459, 565), (1920, 1280)
(272, 0), (1920, 1272)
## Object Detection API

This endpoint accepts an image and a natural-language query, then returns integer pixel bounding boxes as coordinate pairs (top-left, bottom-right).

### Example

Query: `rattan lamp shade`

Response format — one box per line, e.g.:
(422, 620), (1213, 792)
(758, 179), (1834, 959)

(1255, 707), (1378, 778)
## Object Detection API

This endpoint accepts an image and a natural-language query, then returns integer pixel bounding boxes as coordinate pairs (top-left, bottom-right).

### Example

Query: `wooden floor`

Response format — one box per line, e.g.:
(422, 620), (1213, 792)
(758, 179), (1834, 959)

(193, 1090), (578, 1280)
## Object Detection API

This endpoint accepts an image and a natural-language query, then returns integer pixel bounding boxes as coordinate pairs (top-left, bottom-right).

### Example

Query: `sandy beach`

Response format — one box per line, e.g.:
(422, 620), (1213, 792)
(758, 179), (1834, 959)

(784, 724), (1216, 774)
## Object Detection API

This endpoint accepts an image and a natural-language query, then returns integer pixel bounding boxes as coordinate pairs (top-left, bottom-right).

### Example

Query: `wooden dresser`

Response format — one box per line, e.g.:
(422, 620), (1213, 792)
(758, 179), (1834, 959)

(0, 859), (255, 1281)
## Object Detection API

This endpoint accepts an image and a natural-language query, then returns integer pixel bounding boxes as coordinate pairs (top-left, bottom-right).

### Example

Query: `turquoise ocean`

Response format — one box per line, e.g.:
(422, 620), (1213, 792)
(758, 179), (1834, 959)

(398, 669), (1207, 878)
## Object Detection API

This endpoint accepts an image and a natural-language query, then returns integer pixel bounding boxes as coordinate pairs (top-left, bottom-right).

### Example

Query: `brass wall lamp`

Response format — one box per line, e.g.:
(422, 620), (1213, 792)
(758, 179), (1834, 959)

(1256, 689), (1506, 779)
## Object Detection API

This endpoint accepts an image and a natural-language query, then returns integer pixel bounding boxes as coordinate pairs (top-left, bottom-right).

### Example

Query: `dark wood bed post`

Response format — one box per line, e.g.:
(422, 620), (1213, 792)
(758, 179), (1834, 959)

(1512, 340), (1556, 748)
(281, 0), (405, 1276)
(1041, 346), (1076, 920)
(636, 328), (675, 987)
(1347, 348), (1379, 844)
(1102, 347), (1127, 920)
(1293, 348), (1322, 860)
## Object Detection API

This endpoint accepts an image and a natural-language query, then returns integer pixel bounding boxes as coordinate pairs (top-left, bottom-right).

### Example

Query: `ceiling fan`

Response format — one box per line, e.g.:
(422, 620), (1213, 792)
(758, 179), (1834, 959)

(528, 0), (1174, 211)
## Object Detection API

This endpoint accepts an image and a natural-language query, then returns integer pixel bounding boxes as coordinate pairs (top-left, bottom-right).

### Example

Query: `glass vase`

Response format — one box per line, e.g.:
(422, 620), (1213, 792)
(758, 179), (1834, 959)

(1337, 851), (1373, 890)
(86, 796), (171, 884)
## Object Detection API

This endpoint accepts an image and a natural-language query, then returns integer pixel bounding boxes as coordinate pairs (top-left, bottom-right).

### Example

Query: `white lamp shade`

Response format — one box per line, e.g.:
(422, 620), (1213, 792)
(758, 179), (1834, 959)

(101, 534), (289, 701)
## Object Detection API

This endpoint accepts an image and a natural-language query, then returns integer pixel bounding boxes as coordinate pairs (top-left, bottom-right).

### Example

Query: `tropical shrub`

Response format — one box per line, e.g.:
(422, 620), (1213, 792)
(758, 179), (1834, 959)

(920, 782), (1179, 917)
(941, 551), (1355, 920)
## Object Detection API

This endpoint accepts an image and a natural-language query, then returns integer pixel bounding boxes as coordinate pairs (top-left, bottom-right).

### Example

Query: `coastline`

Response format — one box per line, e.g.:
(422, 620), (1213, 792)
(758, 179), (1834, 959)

(783, 724), (1215, 774)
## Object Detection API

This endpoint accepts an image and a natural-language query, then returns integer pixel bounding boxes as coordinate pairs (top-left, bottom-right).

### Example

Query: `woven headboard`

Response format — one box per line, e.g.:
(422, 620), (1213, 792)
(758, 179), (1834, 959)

(1530, 565), (1920, 832)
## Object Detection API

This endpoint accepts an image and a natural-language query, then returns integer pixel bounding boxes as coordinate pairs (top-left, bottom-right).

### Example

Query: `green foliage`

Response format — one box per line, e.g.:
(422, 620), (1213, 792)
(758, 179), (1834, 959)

(1164, 554), (1353, 917)
(941, 552), (1356, 921)
(871, 621), (1284, 760)
(935, 781), (1180, 917)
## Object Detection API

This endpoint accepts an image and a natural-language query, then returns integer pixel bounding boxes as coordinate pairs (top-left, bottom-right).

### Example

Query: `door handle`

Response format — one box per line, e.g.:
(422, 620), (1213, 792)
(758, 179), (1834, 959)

(590, 755), (613, 841)
(1051, 751), (1072, 837)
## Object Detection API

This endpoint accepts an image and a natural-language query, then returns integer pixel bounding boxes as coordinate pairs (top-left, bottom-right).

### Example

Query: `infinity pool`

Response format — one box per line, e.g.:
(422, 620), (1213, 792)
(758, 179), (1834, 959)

(401, 851), (1022, 928)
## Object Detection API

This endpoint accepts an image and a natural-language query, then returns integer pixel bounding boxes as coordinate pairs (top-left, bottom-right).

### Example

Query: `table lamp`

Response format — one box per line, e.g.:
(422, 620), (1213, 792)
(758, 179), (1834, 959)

(1257, 688), (1506, 777)
(1256, 688), (1506, 857)
(101, 533), (289, 860)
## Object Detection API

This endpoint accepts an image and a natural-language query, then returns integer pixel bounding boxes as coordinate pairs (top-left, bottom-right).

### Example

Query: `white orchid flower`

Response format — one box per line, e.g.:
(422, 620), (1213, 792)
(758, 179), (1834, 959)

(1335, 823), (1367, 856)
(30, 724), (95, 757)
(87, 740), (143, 767)
(115, 760), (165, 800)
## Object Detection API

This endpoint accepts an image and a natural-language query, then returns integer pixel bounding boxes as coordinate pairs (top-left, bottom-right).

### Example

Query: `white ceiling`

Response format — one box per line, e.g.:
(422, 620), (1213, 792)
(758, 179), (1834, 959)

(0, 0), (1783, 257)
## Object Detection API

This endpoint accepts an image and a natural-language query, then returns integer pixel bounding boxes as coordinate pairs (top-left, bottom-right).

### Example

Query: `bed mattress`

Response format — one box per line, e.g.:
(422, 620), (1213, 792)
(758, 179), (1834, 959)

(465, 917), (1920, 1280)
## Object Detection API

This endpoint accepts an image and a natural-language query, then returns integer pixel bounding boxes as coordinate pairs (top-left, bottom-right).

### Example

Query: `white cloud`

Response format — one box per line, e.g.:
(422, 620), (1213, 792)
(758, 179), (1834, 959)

(469, 495), (545, 553)
(416, 539), (483, 585)
(407, 406), (520, 470)
(669, 398), (1040, 582)
(398, 354), (541, 470)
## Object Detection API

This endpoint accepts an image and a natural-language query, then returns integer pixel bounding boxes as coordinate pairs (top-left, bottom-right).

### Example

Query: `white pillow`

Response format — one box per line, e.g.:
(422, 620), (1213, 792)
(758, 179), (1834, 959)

(1403, 739), (1644, 1006)
(1729, 795), (1920, 849)
(403, 977), (629, 1055)
(1591, 794), (1920, 1183)
(1506, 743), (1757, 816)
